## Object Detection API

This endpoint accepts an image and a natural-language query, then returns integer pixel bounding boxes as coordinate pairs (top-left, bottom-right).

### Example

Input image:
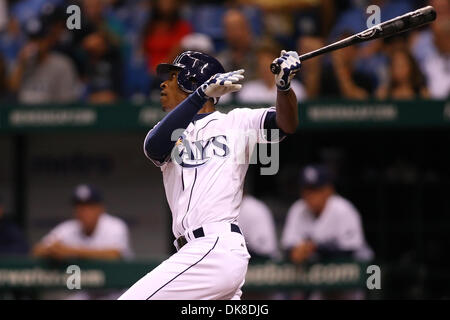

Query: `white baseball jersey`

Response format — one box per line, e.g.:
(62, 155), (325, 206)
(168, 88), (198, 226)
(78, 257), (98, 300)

(41, 213), (133, 259)
(281, 195), (373, 261)
(120, 107), (281, 300)
(238, 195), (280, 260)
(144, 107), (283, 238)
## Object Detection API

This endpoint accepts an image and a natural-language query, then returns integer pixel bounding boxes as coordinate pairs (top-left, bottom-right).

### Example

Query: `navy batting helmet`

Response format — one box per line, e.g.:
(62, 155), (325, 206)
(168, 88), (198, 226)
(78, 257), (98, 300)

(157, 51), (225, 94)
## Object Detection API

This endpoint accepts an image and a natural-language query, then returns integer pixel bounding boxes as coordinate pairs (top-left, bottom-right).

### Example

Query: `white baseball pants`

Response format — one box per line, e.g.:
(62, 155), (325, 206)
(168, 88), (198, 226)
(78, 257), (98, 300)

(118, 224), (250, 300)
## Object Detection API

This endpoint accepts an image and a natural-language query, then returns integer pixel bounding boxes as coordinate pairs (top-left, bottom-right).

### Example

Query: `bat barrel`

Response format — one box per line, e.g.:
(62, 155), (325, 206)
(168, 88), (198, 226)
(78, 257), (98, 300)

(270, 6), (437, 75)
(375, 5), (436, 39)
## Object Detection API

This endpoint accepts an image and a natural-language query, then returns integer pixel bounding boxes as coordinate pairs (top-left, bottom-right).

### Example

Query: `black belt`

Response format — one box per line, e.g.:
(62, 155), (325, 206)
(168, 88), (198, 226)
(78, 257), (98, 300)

(176, 224), (242, 250)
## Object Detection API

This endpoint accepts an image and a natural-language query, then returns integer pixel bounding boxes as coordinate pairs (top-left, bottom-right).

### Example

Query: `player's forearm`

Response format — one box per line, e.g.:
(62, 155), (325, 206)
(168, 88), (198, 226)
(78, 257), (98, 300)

(335, 66), (369, 99)
(304, 62), (322, 98)
(272, 51), (300, 133)
(9, 63), (25, 92)
(275, 89), (299, 134)
(32, 243), (50, 258)
(144, 93), (207, 161)
(73, 248), (122, 260)
(341, 83), (369, 99)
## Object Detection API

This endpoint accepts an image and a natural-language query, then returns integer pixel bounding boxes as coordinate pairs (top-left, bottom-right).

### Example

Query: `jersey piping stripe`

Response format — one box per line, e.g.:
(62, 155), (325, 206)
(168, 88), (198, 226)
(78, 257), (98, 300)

(196, 119), (218, 138)
(145, 237), (219, 300)
(181, 117), (218, 232)
(259, 108), (267, 131)
(259, 108), (270, 140)
(182, 168), (197, 230)
(181, 168), (184, 191)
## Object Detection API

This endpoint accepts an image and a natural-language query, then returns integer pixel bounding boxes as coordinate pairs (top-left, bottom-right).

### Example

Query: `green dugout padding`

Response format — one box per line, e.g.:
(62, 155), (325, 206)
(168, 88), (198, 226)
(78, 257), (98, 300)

(0, 258), (370, 291)
(0, 100), (448, 132)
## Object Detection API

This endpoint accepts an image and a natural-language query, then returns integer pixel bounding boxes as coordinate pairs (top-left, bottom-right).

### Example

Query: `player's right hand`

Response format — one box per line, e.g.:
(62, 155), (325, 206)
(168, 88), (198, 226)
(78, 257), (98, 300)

(196, 69), (245, 99)
(273, 50), (301, 91)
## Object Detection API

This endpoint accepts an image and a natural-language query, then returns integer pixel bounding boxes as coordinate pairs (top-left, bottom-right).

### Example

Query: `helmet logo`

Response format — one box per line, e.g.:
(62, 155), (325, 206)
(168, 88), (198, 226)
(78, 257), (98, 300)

(200, 63), (209, 73)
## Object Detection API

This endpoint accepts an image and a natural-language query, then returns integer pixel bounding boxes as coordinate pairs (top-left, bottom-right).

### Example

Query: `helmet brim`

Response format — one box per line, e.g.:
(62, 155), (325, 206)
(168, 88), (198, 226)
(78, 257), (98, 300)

(156, 63), (184, 77)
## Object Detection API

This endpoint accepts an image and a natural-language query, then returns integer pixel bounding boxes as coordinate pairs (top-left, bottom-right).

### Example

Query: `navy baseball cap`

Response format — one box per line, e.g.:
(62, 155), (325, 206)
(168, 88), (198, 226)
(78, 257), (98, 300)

(24, 3), (65, 39)
(71, 184), (103, 205)
(299, 165), (333, 189)
(24, 16), (48, 39)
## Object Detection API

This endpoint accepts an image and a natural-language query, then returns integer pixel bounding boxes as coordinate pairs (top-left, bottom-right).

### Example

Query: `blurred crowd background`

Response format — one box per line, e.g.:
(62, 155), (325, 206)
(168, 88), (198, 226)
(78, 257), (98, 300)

(0, 0), (448, 105)
(0, 0), (450, 300)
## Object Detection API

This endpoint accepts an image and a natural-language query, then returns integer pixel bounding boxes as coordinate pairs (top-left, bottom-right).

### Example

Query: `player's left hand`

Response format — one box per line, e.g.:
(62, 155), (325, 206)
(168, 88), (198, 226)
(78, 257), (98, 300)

(273, 50), (301, 91)
(290, 240), (316, 264)
(196, 69), (245, 99)
(46, 241), (78, 260)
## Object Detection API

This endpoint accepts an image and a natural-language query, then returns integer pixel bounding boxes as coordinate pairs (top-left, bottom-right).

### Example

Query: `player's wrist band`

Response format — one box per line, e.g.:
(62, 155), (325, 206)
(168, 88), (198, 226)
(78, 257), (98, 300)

(277, 85), (291, 92)
(192, 90), (209, 105)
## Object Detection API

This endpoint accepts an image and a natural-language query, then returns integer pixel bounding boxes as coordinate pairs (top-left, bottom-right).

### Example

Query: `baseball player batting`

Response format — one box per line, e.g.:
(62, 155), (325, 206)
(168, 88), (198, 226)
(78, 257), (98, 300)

(118, 50), (300, 300)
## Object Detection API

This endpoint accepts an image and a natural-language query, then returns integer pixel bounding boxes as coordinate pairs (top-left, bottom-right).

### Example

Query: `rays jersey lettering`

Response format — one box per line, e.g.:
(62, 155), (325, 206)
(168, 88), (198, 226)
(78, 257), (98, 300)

(174, 135), (230, 168)
(144, 107), (283, 238)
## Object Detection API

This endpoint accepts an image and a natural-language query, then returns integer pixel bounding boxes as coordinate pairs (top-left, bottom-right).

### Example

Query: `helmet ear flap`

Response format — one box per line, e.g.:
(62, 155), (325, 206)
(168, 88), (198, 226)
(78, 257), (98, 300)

(187, 75), (198, 89)
(177, 68), (197, 93)
(178, 70), (220, 104)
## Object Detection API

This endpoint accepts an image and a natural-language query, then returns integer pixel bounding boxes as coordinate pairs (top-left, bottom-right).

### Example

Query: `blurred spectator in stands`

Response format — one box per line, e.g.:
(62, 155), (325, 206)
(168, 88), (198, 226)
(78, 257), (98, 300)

(81, 27), (123, 104)
(297, 35), (324, 99)
(0, 52), (10, 102)
(0, 195), (29, 256)
(33, 184), (132, 261)
(377, 43), (429, 100)
(0, 0), (6, 31)
(411, 0), (450, 99)
(238, 193), (280, 261)
(8, 14), (81, 104)
(75, 0), (125, 47)
(217, 8), (257, 81)
(330, 0), (413, 40)
(243, 0), (336, 48)
(0, 14), (26, 73)
(65, 0), (124, 104)
(329, 0), (413, 84)
(301, 31), (377, 99)
(107, 0), (150, 37)
(281, 164), (373, 299)
(8, 0), (64, 26)
(142, 0), (192, 74)
(106, 0), (152, 101)
(237, 39), (306, 104)
(179, 33), (215, 56)
(64, 0), (123, 69)
(329, 32), (377, 99)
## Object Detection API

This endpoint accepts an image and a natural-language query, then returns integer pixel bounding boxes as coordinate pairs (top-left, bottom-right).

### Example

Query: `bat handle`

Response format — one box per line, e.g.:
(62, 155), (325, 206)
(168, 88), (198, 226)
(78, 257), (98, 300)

(270, 63), (281, 75)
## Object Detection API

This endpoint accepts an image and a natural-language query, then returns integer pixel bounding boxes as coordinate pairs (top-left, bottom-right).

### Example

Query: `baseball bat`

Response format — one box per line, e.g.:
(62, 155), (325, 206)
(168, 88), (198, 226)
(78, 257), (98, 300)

(270, 5), (437, 74)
